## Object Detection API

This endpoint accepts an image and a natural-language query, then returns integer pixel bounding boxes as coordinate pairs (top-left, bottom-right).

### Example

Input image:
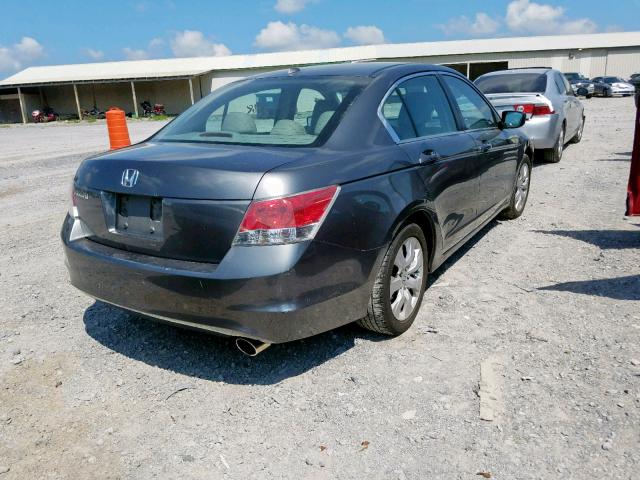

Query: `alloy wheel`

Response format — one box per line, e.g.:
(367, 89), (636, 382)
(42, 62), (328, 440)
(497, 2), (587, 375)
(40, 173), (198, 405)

(514, 162), (530, 212)
(557, 129), (564, 159)
(390, 237), (423, 321)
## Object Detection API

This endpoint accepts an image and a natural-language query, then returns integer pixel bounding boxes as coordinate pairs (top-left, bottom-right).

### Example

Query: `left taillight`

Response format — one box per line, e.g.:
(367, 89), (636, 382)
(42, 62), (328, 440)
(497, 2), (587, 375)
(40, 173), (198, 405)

(233, 185), (339, 246)
(513, 103), (554, 118)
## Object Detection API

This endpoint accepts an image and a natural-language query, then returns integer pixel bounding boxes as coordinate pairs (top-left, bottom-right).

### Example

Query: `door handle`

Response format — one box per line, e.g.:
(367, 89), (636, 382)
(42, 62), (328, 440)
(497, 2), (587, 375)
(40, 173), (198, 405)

(420, 149), (441, 164)
(478, 143), (492, 153)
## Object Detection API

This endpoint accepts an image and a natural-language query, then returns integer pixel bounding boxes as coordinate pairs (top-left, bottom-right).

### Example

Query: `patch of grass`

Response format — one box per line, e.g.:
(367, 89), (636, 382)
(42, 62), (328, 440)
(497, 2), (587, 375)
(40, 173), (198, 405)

(0, 124), (11, 128)
(86, 117), (97, 123)
(149, 114), (170, 121)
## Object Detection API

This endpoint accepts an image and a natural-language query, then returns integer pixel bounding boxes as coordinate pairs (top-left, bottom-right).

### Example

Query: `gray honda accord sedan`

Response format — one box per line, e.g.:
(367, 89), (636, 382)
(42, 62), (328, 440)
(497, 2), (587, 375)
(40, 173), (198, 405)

(62, 63), (531, 353)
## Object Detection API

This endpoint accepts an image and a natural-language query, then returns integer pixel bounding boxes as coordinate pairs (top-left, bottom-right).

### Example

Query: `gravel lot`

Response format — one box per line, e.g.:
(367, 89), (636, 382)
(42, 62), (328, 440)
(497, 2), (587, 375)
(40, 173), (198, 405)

(1, 99), (639, 480)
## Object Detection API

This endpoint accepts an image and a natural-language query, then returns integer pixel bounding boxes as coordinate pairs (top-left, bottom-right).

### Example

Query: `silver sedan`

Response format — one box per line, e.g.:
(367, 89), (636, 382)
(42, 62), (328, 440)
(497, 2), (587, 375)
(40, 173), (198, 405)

(475, 68), (585, 163)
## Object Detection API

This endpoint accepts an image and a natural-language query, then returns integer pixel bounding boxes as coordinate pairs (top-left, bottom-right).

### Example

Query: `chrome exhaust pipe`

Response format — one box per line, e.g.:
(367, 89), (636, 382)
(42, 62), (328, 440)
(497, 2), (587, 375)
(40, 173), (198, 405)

(235, 337), (271, 356)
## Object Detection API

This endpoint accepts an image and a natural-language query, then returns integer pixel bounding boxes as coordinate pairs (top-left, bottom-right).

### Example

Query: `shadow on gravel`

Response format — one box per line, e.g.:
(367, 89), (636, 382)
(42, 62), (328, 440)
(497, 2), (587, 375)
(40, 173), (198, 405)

(597, 158), (631, 162)
(83, 301), (383, 385)
(83, 218), (502, 383)
(534, 229), (640, 250)
(539, 275), (640, 301)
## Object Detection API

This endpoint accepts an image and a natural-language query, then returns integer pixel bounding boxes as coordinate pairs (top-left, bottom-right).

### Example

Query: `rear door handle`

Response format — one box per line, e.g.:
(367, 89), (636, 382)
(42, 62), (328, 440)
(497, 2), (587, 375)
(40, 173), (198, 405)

(420, 149), (441, 164)
(478, 143), (492, 153)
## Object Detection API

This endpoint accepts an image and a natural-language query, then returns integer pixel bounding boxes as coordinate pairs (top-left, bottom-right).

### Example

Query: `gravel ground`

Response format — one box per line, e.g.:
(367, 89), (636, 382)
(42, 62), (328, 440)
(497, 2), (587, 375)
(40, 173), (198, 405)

(0, 99), (639, 479)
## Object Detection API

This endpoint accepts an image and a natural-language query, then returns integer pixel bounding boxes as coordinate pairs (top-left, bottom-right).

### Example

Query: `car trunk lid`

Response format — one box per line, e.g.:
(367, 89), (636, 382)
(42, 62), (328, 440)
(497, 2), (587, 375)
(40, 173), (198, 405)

(73, 141), (307, 263)
(484, 93), (553, 118)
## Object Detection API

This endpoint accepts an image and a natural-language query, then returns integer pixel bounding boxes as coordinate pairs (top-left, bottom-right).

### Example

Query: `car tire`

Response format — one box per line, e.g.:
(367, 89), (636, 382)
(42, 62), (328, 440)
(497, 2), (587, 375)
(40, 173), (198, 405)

(499, 155), (532, 220)
(570, 116), (585, 144)
(358, 224), (428, 336)
(543, 126), (565, 163)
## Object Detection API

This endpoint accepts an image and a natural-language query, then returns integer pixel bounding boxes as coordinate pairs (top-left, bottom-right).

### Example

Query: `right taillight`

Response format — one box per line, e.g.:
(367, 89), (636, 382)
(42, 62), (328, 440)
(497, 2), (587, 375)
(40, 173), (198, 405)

(233, 185), (339, 246)
(69, 183), (78, 218)
(532, 104), (554, 115)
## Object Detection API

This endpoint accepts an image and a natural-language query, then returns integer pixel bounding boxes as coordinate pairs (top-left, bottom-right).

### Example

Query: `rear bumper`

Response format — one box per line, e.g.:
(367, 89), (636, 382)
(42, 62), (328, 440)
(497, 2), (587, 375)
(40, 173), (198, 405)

(61, 214), (381, 343)
(521, 114), (562, 150)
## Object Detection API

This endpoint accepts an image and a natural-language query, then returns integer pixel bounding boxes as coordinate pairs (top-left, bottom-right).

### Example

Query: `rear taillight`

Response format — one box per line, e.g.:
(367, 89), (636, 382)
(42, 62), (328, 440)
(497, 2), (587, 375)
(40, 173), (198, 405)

(69, 183), (78, 218)
(513, 103), (554, 117)
(513, 103), (534, 115)
(532, 104), (554, 115)
(233, 185), (339, 246)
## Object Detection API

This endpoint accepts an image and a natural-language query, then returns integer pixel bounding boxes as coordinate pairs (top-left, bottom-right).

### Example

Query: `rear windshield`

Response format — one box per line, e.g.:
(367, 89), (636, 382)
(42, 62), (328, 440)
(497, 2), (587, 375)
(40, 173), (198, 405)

(153, 76), (368, 147)
(475, 73), (547, 94)
(603, 77), (625, 83)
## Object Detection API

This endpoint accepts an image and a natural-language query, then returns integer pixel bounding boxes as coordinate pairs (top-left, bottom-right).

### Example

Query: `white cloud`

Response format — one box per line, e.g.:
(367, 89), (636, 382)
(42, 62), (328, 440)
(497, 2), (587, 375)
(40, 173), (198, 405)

(123, 47), (150, 60)
(438, 0), (598, 38)
(274, 0), (308, 14)
(255, 21), (341, 51)
(14, 37), (44, 59)
(148, 37), (165, 49)
(344, 25), (386, 45)
(439, 12), (500, 37)
(505, 0), (596, 35)
(0, 48), (21, 72)
(170, 30), (231, 57)
(0, 36), (44, 73)
(83, 48), (104, 60)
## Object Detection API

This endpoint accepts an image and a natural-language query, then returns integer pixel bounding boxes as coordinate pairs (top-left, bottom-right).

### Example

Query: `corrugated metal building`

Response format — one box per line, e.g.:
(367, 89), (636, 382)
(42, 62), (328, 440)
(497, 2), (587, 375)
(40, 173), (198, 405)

(0, 31), (638, 123)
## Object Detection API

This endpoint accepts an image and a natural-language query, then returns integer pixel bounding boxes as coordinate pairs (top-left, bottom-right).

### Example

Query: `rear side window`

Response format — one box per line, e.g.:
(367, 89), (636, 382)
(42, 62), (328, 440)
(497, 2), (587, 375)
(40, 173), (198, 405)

(442, 75), (499, 130)
(380, 75), (457, 141)
(475, 73), (547, 94)
(560, 74), (573, 95)
(553, 74), (566, 94)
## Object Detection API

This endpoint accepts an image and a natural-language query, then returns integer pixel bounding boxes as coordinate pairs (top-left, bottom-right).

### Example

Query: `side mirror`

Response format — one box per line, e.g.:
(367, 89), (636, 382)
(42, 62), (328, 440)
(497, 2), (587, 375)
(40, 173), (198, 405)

(501, 110), (526, 129)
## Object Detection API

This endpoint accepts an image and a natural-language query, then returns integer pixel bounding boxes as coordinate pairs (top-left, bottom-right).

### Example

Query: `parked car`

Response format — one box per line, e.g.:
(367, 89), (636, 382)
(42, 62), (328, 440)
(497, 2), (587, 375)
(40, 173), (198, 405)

(475, 68), (585, 163)
(628, 73), (639, 83)
(62, 63), (532, 353)
(592, 76), (636, 96)
(563, 72), (612, 97)
(563, 72), (594, 98)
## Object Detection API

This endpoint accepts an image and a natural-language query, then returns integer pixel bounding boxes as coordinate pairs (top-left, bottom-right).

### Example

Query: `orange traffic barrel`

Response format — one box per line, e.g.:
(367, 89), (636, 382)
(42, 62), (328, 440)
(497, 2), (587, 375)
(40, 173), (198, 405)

(105, 107), (131, 150)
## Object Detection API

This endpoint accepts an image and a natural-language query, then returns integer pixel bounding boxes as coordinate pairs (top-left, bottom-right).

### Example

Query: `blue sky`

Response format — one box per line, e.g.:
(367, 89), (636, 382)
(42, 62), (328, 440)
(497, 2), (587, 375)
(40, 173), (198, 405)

(1, 0), (639, 78)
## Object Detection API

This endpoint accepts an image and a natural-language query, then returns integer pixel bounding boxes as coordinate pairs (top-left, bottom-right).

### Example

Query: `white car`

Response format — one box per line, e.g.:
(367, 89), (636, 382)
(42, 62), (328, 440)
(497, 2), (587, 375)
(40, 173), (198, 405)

(592, 76), (636, 96)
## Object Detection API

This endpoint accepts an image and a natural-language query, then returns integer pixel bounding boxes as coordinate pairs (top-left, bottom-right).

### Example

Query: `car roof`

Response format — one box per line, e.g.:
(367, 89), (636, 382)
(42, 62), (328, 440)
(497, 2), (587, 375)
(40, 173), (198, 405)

(253, 62), (462, 79)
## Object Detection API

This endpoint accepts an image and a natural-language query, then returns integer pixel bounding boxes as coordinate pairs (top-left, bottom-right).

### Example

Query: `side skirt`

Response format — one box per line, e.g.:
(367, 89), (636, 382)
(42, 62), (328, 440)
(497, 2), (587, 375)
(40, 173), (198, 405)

(429, 197), (510, 272)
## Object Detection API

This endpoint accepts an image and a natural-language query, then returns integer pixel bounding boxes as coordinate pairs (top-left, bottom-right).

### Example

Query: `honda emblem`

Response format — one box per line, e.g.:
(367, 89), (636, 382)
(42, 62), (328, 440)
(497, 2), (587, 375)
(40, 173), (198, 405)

(121, 169), (139, 188)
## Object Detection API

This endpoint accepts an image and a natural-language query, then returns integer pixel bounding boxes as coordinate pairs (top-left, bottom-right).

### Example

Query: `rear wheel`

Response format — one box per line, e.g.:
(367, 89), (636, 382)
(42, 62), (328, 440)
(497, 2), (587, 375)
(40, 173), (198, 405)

(500, 155), (531, 220)
(358, 224), (428, 336)
(543, 126), (565, 163)
(570, 116), (585, 144)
